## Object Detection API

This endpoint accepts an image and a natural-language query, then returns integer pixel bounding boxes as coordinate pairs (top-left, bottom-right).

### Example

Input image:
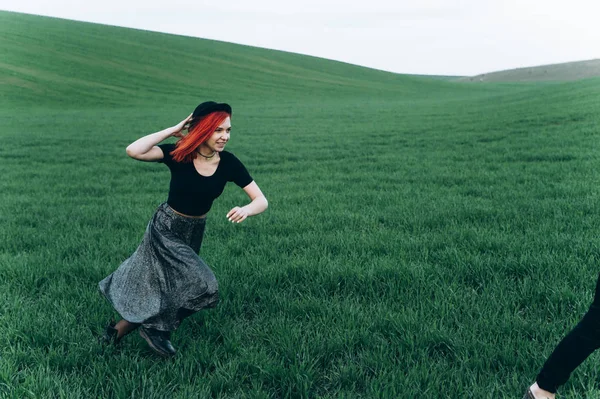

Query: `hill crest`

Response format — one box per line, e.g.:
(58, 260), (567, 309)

(458, 59), (600, 82)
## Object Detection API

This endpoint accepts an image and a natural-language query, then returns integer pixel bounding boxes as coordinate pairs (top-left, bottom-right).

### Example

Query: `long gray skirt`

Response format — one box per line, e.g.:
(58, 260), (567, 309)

(99, 202), (219, 331)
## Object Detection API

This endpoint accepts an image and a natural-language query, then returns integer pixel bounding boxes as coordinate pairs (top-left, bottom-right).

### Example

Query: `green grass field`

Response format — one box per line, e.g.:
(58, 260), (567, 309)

(2, 10), (600, 399)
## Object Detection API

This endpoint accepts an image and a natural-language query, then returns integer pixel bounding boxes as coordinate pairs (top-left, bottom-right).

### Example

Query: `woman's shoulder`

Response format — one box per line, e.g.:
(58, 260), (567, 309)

(220, 150), (240, 161)
(156, 143), (177, 164)
(219, 150), (252, 185)
(219, 150), (247, 169)
(158, 143), (177, 151)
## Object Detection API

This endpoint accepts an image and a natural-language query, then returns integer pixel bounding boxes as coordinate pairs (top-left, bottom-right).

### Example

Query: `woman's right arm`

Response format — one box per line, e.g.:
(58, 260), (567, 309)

(125, 114), (192, 161)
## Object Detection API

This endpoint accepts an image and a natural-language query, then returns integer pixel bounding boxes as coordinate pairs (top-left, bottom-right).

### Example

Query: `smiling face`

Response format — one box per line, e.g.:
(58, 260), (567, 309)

(203, 116), (231, 153)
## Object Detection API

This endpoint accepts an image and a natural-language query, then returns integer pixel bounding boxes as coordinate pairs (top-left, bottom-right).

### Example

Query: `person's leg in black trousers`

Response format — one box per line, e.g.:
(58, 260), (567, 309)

(525, 274), (600, 399)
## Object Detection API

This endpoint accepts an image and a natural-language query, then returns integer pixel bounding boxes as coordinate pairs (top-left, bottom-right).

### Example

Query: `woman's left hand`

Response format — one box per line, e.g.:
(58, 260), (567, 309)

(227, 207), (249, 223)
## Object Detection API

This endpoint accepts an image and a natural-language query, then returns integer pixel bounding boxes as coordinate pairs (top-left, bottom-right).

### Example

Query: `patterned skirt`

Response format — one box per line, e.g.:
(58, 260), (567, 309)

(99, 202), (219, 331)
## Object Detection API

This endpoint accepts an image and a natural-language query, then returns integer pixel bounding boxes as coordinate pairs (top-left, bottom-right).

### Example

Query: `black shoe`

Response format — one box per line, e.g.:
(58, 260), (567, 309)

(139, 327), (176, 357)
(99, 319), (119, 345)
(523, 387), (545, 399)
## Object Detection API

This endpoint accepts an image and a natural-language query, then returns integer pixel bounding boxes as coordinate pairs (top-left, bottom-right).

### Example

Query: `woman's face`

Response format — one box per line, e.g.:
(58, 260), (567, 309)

(204, 117), (231, 152)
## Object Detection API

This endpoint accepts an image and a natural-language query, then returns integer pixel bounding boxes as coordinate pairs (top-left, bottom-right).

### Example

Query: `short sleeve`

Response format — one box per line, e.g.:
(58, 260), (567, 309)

(227, 152), (253, 188)
(157, 143), (176, 164)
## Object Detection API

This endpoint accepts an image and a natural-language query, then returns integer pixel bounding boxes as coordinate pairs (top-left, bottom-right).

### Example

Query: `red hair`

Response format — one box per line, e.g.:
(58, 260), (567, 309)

(171, 111), (230, 163)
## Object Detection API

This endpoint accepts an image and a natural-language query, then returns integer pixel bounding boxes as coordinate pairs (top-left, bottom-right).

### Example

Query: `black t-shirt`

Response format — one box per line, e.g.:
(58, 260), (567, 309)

(157, 143), (253, 216)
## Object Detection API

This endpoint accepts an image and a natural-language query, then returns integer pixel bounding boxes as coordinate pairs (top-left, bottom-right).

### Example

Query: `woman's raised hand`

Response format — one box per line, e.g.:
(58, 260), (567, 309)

(171, 114), (193, 138)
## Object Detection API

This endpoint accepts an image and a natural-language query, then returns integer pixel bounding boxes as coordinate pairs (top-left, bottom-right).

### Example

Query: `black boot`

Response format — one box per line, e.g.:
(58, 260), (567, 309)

(139, 327), (176, 357)
(99, 319), (119, 345)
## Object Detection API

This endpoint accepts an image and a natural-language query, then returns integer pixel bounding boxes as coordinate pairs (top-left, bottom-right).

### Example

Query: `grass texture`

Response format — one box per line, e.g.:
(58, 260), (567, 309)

(2, 10), (600, 399)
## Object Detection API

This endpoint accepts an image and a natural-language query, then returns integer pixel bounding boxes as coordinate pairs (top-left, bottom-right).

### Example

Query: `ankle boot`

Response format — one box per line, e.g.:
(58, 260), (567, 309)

(139, 327), (176, 357)
(99, 319), (119, 345)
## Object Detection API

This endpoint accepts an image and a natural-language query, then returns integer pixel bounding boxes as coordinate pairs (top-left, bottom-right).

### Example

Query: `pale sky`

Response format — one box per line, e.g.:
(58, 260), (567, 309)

(2, 0), (599, 76)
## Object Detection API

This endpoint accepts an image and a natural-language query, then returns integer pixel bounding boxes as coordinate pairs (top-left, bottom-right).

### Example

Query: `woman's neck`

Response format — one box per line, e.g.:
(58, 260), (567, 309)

(196, 145), (216, 160)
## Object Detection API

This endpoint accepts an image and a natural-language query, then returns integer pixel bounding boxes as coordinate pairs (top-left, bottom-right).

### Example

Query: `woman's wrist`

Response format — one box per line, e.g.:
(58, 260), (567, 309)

(243, 197), (268, 217)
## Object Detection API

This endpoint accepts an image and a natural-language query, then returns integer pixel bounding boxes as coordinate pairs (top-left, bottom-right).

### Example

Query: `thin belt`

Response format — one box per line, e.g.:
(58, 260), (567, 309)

(168, 205), (207, 219)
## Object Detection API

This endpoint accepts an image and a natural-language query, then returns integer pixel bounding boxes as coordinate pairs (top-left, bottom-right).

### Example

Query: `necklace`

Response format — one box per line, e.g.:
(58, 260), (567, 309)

(197, 149), (216, 159)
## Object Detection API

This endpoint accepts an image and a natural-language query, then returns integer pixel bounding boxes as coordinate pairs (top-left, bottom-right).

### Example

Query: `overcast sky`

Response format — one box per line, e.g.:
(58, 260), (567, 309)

(2, 0), (599, 76)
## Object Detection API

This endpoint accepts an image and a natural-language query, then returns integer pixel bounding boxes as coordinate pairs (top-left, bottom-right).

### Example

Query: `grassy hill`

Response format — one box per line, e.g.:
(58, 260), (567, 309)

(457, 59), (600, 82)
(1, 11), (490, 110)
(2, 10), (600, 399)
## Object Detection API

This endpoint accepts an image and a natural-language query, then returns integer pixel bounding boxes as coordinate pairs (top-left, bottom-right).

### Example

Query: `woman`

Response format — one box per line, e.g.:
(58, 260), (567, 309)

(98, 101), (268, 357)
(524, 274), (600, 398)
